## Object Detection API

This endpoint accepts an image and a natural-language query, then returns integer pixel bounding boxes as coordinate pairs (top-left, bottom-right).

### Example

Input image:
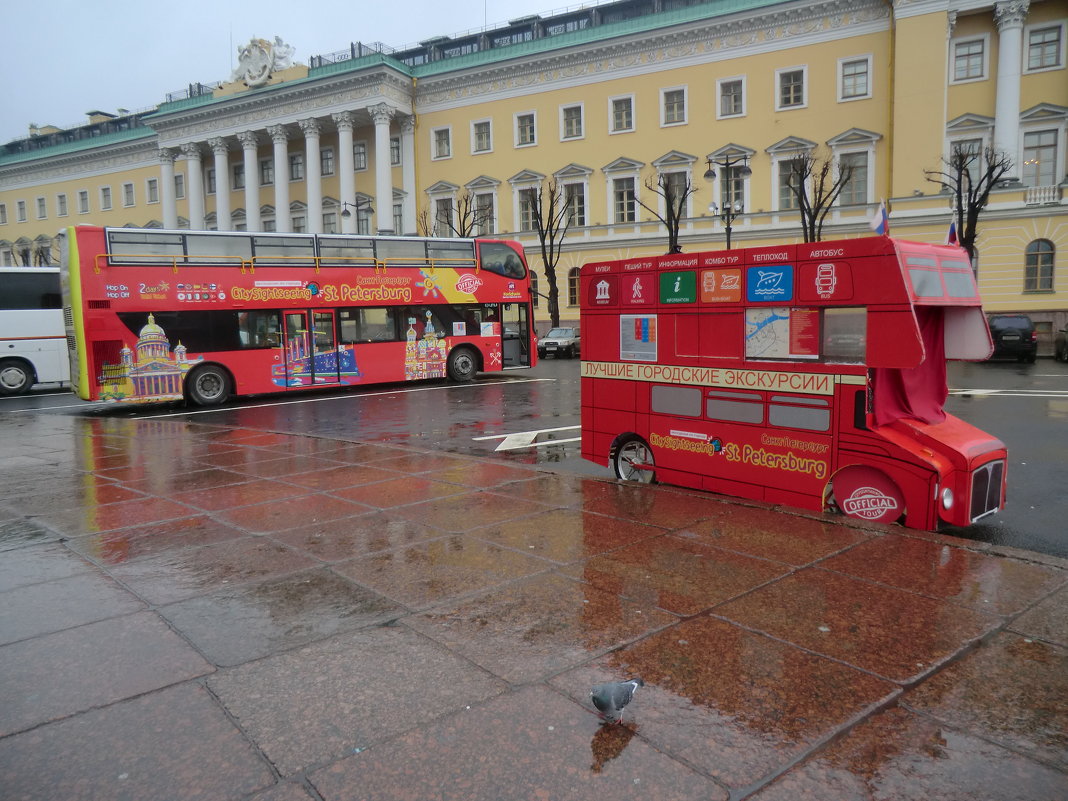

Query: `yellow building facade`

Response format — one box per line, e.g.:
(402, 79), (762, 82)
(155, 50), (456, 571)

(2, 0), (1065, 349)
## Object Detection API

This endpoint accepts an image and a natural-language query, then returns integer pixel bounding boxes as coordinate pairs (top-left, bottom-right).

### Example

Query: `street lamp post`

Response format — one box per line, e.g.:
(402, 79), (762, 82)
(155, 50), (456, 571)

(340, 198), (375, 231)
(703, 154), (752, 250)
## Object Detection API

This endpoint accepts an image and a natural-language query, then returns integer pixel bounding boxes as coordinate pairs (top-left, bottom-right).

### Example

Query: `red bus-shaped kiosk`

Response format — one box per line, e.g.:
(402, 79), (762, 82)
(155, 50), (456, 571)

(580, 236), (1006, 530)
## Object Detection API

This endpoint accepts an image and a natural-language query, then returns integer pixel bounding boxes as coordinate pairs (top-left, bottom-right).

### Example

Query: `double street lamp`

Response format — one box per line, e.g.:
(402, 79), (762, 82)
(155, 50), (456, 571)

(703, 154), (752, 250)
(339, 198), (374, 220)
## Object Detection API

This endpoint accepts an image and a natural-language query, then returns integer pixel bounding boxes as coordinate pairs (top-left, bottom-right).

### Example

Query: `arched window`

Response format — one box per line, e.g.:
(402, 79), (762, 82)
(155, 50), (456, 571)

(1025, 239), (1054, 292)
(568, 267), (580, 306)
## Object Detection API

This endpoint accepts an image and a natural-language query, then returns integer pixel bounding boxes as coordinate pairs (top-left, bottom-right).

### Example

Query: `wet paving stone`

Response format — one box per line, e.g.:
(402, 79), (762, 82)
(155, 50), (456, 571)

(749, 704), (1068, 801)
(31, 496), (200, 537)
(2, 481), (147, 514)
(365, 452), (486, 475)
(0, 542), (94, 592)
(66, 515), (250, 565)
(471, 509), (668, 564)
(107, 537), (318, 605)
(208, 625), (507, 776)
(249, 782), (318, 801)
(715, 568), (999, 683)
(819, 534), (1068, 616)
(171, 478), (312, 512)
(560, 534), (791, 616)
(333, 535), (552, 609)
(903, 632), (1068, 770)
(391, 491), (553, 533)
(0, 683), (274, 801)
(417, 460), (542, 488)
(276, 463), (407, 491)
(329, 476), (471, 508)
(215, 493), (373, 534)
(310, 685), (726, 801)
(677, 504), (873, 565)
(0, 611), (213, 736)
(0, 571), (143, 645)
(1009, 584), (1068, 646)
(491, 473), (600, 508)
(0, 517), (65, 551)
(576, 482), (724, 530)
(268, 512), (447, 562)
(226, 453), (350, 479)
(118, 466), (252, 496)
(159, 567), (404, 666)
(406, 572), (678, 684)
(551, 616), (897, 790)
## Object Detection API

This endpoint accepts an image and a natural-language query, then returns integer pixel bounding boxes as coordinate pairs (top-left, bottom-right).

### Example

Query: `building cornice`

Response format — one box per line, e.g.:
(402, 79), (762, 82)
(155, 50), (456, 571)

(0, 136), (158, 189)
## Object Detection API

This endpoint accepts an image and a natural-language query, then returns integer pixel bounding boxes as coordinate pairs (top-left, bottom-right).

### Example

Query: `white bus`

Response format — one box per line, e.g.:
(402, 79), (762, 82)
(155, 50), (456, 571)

(0, 267), (69, 395)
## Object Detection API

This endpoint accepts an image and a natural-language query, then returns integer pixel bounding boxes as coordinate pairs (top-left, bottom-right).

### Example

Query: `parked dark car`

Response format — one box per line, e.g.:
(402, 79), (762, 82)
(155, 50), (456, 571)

(986, 314), (1038, 363)
(1055, 325), (1068, 362)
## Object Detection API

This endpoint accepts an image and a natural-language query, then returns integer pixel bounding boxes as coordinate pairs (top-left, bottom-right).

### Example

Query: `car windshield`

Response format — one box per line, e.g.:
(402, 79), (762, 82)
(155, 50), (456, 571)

(546, 328), (575, 337)
(990, 317), (1031, 330)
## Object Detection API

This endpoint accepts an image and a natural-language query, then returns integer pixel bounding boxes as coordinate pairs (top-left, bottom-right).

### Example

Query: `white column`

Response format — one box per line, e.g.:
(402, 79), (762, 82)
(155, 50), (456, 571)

(268, 124), (290, 231)
(208, 137), (231, 230)
(400, 115), (417, 235)
(180, 142), (205, 229)
(993, 0), (1029, 182)
(300, 118), (323, 234)
(370, 103), (394, 234)
(159, 148), (178, 229)
(333, 111), (357, 234)
(237, 131), (261, 232)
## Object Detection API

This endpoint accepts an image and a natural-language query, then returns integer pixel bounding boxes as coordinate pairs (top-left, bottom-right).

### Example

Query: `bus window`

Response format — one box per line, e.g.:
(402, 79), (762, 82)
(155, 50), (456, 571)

(651, 385), (702, 417)
(317, 237), (376, 267)
(1, 272), (61, 309)
(906, 256), (943, 298)
(338, 307), (398, 342)
(238, 310), (282, 348)
(376, 238), (428, 267)
(106, 231), (184, 264)
(187, 233), (252, 265)
(479, 241), (526, 278)
(427, 241), (476, 270)
(768, 395), (831, 432)
(706, 390), (763, 424)
(251, 235), (315, 266)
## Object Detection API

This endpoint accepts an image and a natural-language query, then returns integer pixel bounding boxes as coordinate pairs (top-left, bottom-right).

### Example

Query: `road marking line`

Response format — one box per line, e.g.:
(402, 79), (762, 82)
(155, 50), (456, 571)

(474, 424), (582, 452)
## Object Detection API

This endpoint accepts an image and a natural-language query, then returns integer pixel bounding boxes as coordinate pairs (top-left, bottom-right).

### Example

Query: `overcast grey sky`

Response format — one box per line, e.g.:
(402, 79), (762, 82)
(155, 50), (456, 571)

(1, 0), (559, 144)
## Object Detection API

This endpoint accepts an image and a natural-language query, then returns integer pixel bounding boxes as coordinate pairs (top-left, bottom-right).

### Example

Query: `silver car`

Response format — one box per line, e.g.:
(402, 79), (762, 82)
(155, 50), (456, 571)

(537, 327), (581, 359)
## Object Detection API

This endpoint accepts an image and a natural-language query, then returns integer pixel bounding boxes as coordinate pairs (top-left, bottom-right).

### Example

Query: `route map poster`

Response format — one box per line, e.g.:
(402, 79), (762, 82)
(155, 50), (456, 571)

(745, 307), (819, 359)
(620, 314), (658, 361)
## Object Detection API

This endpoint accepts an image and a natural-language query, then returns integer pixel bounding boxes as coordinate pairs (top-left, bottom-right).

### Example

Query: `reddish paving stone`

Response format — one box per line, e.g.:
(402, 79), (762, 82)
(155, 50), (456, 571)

(551, 616), (897, 790)
(2, 481), (147, 514)
(119, 466), (252, 495)
(278, 463), (407, 491)
(310, 686), (725, 801)
(215, 493), (373, 534)
(330, 476), (470, 508)
(820, 534), (1068, 615)
(227, 453), (350, 479)
(576, 482), (724, 530)
(406, 572), (677, 684)
(32, 496), (199, 537)
(297, 442), (407, 464)
(107, 537), (318, 604)
(749, 705), (1068, 801)
(677, 504), (872, 565)
(391, 491), (552, 532)
(413, 460), (541, 487)
(189, 446), (290, 469)
(0, 571), (143, 645)
(208, 626), (507, 776)
(0, 611), (213, 736)
(904, 632), (1068, 770)
(472, 509), (668, 564)
(333, 535), (551, 608)
(491, 473), (599, 508)
(171, 478), (313, 512)
(249, 782), (318, 801)
(0, 683), (273, 801)
(0, 543), (94, 592)
(715, 568), (999, 682)
(66, 515), (249, 565)
(365, 452), (484, 475)
(268, 512), (445, 562)
(560, 534), (790, 615)
(1009, 584), (1068, 646)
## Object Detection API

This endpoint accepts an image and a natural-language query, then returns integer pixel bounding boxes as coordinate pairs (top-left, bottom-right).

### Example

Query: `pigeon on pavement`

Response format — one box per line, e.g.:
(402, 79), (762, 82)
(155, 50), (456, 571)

(590, 678), (644, 723)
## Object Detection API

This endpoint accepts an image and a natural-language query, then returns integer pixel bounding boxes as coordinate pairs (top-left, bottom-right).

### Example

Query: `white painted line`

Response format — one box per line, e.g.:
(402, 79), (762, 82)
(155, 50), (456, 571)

(472, 424), (580, 441)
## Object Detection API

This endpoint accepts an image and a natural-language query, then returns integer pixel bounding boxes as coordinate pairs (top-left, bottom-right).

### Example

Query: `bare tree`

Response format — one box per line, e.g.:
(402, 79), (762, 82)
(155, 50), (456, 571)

(527, 179), (574, 328)
(924, 143), (1012, 263)
(416, 207), (432, 237)
(435, 190), (494, 237)
(636, 172), (698, 253)
(782, 149), (855, 242)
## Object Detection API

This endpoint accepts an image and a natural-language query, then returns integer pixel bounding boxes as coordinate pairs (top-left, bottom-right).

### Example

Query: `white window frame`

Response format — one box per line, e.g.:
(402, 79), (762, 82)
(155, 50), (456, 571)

(259, 158), (274, 185)
(433, 196), (455, 237)
(232, 163), (245, 190)
(56, 193), (68, 217)
(660, 86), (688, 127)
(609, 94), (635, 134)
(658, 169), (692, 219)
(390, 136), (401, 166)
(36, 197), (47, 219)
(100, 187), (112, 211)
(122, 182), (135, 208)
(0, 203), (6, 225)
(320, 147), (335, 177)
(835, 149), (874, 206)
(353, 141), (368, 171)
(432, 126), (452, 160)
(288, 153), (304, 182)
(514, 111), (537, 148)
(775, 66), (808, 111)
(471, 119), (493, 154)
(16, 200), (27, 222)
(771, 153), (814, 212)
(174, 174), (185, 200)
(78, 190), (90, 214)
(1024, 21), (1066, 74)
(951, 35), (990, 84)
(716, 76), (746, 119)
(473, 191), (497, 236)
(560, 103), (585, 141)
(146, 178), (159, 205)
(837, 55), (873, 102)
(609, 175), (639, 224)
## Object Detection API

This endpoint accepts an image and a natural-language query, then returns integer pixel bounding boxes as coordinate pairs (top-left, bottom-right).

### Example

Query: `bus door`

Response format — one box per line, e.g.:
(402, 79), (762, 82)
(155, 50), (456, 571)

(500, 303), (531, 367)
(282, 310), (341, 387)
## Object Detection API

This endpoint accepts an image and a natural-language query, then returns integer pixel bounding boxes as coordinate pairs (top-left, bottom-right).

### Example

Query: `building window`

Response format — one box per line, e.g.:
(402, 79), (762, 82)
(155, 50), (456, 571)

(839, 57), (871, 100)
(473, 120), (492, 153)
(778, 161), (800, 210)
(230, 164), (243, 190)
(610, 96), (633, 133)
(262, 219), (276, 232)
(146, 179), (159, 204)
(1025, 240), (1054, 291)
(565, 183), (586, 226)
(718, 77), (745, 118)
(291, 215), (306, 233)
(720, 164), (746, 211)
(1026, 24), (1063, 72)
(352, 142), (367, 170)
(613, 177), (636, 223)
(57, 194), (68, 216)
(518, 188), (537, 232)
(953, 38), (986, 82)
(391, 204), (402, 235)
(260, 158), (274, 185)
(321, 148), (335, 176)
(777, 67), (806, 109)
(662, 88), (686, 126)
(0, 203), (6, 225)
(78, 190), (89, 214)
(662, 172), (690, 216)
(433, 127), (452, 159)
(323, 211), (338, 234)
(568, 267), (580, 306)
(475, 193), (495, 235)
(561, 105), (583, 140)
(206, 169), (216, 194)
(390, 137), (401, 166)
(174, 174), (185, 200)
(1023, 130), (1058, 187)
(289, 153), (304, 181)
(35, 197), (46, 219)
(838, 152), (869, 205)
(100, 187), (112, 211)
(123, 183), (135, 207)
(531, 272), (539, 308)
(17, 200), (27, 222)
(516, 113), (536, 146)
(434, 198), (454, 237)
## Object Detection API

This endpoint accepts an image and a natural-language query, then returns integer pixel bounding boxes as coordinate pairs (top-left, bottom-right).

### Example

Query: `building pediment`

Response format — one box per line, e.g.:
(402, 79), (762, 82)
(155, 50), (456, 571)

(826, 127), (882, 146)
(1020, 103), (1068, 123)
(553, 163), (593, 179)
(652, 150), (697, 168)
(426, 181), (460, 194)
(706, 143), (756, 161)
(946, 113), (994, 132)
(602, 157), (644, 173)
(766, 136), (817, 154)
(507, 169), (545, 184)
(465, 175), (500, 190)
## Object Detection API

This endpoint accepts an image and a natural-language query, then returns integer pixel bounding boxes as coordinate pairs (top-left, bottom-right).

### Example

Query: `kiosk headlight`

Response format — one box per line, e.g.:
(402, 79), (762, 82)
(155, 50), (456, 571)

(941, 487), (954, 510)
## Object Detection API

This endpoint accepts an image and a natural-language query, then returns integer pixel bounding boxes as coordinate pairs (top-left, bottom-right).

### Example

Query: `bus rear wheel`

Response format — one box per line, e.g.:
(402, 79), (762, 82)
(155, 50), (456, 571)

(186, 365), (232, 406)
(0, 359), (34, 396)
(447, 347), (478, 382)
(612, 435), (656, 483)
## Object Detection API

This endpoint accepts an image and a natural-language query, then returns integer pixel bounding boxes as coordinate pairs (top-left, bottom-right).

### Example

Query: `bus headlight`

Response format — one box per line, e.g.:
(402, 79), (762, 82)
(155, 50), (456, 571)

(941, 487), (954, 510)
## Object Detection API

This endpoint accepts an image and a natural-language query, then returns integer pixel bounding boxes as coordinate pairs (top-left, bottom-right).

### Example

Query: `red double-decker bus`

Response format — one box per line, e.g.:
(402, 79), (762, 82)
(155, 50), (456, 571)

(580, 236), (1006, 531)
(59, 226), (535, 406)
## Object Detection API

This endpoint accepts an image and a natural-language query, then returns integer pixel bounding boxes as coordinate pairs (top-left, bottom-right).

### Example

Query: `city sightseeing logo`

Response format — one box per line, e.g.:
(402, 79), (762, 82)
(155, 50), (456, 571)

(456, 273), (484, 294)
(841, 486), (899, 519)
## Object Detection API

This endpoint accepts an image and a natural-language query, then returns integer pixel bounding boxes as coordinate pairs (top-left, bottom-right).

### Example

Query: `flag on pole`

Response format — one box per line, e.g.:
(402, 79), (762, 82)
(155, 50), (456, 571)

(946, 221), (958, 246)
(868, 200), (889, 235)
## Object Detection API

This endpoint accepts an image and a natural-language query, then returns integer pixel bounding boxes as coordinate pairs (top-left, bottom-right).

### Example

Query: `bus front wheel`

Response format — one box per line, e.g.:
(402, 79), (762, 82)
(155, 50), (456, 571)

(186, 365), (232, 406)
(447, 347), (479, 382)
(0, 359), (34, 396)
(612, 435), (656, 483)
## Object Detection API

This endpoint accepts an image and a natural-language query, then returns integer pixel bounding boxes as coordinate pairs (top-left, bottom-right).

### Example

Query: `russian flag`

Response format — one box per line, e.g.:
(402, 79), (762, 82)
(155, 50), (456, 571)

(869, 200), (889, 235)
(946, 221), (958, 246)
